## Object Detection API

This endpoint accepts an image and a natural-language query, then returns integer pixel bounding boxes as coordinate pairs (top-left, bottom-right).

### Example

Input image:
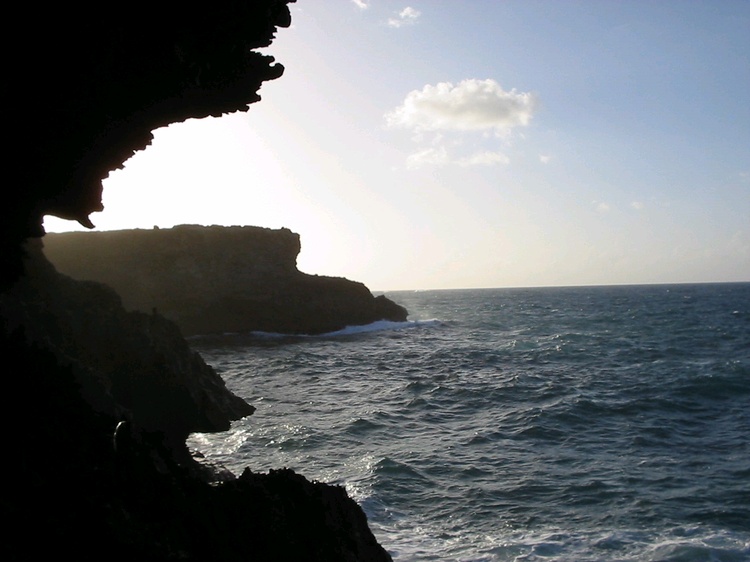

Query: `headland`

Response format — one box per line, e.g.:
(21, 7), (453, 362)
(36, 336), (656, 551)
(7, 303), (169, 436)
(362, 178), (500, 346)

(44, 224), (407, 336)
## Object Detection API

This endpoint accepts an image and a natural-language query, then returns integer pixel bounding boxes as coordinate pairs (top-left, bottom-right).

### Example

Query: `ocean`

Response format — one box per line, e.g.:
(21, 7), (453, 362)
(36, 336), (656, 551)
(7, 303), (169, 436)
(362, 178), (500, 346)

(187, 283), (750, 561)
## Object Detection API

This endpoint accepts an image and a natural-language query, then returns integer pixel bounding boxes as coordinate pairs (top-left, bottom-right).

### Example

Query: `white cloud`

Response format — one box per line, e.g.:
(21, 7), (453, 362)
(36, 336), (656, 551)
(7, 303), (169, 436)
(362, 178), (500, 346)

(596, 202), (611, 213)
(539, 154), (551, 164)
(352, 0), (369, 9)
(388, 79), (536, 168)
(630, 201), (644, 210)
(388, 7), (421, 28)
(386, 79), (537, 133)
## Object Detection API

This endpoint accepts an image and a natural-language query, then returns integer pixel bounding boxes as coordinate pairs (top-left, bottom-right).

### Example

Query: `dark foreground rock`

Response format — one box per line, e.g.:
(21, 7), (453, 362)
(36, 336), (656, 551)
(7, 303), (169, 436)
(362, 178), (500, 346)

(3, 241), (254, 440)
(2, 244), (392, 561)
(3, 332), (390, 561)
(44, 224), (408, 336)
(4, 0), (394, 558)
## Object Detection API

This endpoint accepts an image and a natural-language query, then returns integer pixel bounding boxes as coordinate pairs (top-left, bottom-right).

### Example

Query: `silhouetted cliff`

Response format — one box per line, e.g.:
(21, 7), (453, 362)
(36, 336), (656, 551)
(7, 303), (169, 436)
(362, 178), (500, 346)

(2, 1), (393, 559)
(6, 1), (292, 284)
(44, 225), (408, 336)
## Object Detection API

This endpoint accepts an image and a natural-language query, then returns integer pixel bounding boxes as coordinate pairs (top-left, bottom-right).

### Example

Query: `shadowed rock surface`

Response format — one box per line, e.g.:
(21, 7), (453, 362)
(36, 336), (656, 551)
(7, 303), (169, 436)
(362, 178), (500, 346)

(4, 240), (255, 439)
(44, 225), (408, 336)
(2, 1), (393, 559)
(2, 319), (390, 561)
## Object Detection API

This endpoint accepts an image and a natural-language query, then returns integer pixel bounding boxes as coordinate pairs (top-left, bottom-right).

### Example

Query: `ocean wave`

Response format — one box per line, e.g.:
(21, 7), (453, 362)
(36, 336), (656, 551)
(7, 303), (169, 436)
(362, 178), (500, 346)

(248, 318), (441, 339)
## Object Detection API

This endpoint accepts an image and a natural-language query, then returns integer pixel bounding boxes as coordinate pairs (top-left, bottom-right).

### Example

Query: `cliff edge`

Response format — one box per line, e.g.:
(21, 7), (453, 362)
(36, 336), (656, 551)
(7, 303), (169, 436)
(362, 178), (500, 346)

(44, 224), (408, 336)
(3, 0), (394, 559)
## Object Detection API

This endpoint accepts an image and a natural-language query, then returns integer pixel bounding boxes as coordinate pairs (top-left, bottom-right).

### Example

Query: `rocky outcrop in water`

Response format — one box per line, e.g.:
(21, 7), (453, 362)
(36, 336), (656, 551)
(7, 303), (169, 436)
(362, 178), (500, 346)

(2, 1), (393, 559)
(44, 224), (408, 336)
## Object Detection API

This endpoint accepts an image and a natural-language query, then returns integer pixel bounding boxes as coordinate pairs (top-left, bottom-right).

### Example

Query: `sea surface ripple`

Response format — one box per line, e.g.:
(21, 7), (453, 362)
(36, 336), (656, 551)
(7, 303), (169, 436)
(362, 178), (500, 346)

(188, 283), (750, 561)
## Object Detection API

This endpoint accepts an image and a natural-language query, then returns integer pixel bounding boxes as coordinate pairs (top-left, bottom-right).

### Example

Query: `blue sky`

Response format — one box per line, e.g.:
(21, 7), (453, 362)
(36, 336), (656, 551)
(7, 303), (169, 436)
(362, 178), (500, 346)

(45, 1), (750, 290)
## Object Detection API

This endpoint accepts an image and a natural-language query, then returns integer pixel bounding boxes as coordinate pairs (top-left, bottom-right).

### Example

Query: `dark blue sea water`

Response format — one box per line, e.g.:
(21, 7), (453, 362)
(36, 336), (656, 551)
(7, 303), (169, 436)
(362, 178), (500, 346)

(188, 283), (750, 561)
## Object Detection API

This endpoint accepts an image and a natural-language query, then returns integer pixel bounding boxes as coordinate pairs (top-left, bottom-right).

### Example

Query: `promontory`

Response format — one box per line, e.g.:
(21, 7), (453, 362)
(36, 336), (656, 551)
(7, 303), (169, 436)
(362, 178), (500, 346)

(43, 224), (408, 336)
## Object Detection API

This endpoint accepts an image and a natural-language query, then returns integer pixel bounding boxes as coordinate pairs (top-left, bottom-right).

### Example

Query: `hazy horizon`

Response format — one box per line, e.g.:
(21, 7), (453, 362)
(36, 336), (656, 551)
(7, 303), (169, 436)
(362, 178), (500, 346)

(44, 1), (750, 291)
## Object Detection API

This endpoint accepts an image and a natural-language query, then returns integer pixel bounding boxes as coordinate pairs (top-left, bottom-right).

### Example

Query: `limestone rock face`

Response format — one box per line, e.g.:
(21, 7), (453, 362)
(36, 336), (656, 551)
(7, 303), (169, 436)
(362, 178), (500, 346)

(44, 224), (409, 335)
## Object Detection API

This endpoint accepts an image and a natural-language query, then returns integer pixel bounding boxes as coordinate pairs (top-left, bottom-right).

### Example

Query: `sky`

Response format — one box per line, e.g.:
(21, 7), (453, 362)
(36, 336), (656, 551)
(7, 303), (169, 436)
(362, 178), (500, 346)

(44, 1), (750, 291)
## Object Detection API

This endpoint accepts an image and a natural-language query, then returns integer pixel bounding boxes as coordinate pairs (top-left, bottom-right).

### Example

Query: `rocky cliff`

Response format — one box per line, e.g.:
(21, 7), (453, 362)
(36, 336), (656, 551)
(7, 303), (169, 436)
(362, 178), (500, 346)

(2, 1), (393, 559)
(44, 225), (408, 336)
(3, 239), (254, 439)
